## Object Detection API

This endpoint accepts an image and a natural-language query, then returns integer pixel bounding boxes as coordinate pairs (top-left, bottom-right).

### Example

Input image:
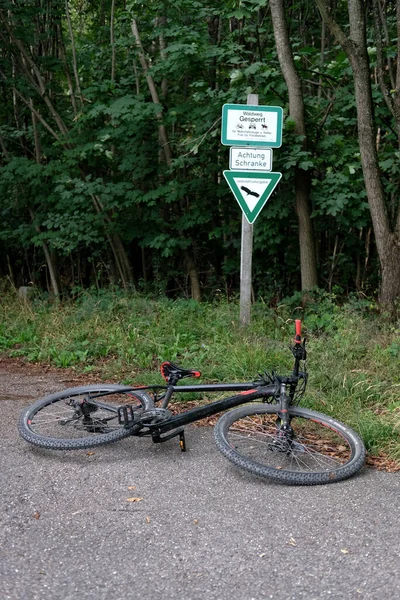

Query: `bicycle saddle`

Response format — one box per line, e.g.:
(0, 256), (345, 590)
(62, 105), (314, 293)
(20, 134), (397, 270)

(160, 361), (201, 383)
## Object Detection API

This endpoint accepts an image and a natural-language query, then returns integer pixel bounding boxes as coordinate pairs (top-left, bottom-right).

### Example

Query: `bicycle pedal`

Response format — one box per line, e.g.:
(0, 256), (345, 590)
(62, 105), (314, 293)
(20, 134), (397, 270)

(117, 405), (137, 427)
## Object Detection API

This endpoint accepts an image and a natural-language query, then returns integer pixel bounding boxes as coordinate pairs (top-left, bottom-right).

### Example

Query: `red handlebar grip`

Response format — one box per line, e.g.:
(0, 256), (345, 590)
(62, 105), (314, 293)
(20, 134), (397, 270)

(295, 319), (302, 344)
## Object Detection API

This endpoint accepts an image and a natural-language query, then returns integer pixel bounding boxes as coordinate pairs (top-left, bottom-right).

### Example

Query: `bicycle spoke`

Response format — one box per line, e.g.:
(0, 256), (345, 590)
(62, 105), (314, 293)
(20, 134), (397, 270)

(23, 389), (148, 441)
(227, 413), (351, 473)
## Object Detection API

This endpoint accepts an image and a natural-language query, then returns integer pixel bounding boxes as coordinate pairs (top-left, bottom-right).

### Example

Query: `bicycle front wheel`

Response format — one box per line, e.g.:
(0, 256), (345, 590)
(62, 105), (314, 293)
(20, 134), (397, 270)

(214, 404), (366, 485)
(19, 385), (153, 450)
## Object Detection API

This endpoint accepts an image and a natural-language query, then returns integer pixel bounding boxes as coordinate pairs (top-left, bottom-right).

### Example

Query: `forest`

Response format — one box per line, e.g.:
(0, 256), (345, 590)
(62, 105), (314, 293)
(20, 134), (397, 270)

(0, 0), (399, 312)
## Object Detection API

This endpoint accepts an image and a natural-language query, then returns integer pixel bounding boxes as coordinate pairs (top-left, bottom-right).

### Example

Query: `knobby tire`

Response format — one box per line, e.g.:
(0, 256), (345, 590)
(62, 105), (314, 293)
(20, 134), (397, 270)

(214, 404), (366, 485)
(18, 385), (152, 450)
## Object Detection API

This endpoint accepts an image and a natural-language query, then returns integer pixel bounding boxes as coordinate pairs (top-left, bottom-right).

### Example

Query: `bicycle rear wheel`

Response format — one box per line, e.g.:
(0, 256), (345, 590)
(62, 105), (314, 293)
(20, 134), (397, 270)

(19, 385), (153, 450)
(214, 404), (366, 485)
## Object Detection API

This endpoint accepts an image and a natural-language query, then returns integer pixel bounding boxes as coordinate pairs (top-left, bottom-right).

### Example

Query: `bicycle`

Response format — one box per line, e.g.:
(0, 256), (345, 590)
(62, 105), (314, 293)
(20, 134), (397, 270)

(18, 320), (366, 485)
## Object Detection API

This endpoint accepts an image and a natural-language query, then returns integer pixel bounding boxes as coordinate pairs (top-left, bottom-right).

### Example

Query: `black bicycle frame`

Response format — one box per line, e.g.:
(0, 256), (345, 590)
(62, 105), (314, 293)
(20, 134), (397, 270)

(92, 341), (305, 438)
(142, 382), (279, 436)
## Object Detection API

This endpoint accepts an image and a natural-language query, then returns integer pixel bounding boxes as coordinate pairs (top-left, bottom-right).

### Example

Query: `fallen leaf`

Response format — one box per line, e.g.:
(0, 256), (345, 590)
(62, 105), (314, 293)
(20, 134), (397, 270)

(127, 486), (136, 490)
(366, 453), (400, 472)
(193, 519), (199, 525)
(33, 511), (40, 520)
(126, 497), (143, 502)
(87, 451), (95, 456)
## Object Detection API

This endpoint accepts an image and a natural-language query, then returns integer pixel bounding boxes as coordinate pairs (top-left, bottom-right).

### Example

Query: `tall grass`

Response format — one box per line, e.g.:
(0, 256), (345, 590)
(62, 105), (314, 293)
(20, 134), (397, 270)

(1, 288), (399, 462)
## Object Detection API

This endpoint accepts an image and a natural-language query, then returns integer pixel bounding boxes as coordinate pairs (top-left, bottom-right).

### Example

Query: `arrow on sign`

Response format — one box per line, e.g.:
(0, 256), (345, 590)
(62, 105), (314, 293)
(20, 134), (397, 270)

(223, 171), (282, 224)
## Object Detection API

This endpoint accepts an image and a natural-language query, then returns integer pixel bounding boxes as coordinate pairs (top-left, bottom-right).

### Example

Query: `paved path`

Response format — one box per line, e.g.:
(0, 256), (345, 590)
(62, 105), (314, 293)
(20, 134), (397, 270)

(0, 366), (399, 599)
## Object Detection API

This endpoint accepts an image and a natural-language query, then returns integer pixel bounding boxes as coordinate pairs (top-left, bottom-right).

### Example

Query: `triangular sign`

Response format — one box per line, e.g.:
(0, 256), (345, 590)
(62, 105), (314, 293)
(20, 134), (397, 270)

(223, 170), (282, 224)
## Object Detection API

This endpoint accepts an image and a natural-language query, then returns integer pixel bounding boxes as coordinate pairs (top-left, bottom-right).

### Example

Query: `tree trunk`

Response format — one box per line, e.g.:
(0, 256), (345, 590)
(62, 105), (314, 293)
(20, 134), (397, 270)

(131, 19), (172, 166)
(64, 0), (84, 109)
(371, 0), (400, 144)
(316, 0), (400, 312)
(269, 0), (318, 291)
(112, 233), (135, 287)
(131, 17), (201, 300)
(30, 106), (60, 299)
(380, 241), (400, 306)
(90, 194), (134, 288)
(110, 0), (116, 82)
(29, 210), (60, 298)
(184, 250), (201, 301)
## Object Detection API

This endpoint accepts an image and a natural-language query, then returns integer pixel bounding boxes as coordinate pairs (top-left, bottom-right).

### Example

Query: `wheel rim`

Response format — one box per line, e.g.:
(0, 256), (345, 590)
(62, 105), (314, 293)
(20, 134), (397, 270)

(26, 389), (145, 442)
(226, 411), (355, 475)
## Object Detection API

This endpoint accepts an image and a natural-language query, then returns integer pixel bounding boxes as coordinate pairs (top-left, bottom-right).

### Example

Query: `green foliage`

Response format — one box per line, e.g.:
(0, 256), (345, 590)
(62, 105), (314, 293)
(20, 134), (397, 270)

(0, 0), (397, 301)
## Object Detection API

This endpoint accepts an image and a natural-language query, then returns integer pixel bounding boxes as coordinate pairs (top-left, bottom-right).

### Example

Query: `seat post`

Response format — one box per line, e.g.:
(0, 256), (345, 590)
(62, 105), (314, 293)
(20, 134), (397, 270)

(160, 385), (175, 409)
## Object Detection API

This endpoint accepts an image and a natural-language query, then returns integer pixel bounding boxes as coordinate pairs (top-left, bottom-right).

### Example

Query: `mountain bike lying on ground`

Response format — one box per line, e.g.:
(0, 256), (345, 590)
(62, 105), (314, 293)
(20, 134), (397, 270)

(19, 321), (366, 485)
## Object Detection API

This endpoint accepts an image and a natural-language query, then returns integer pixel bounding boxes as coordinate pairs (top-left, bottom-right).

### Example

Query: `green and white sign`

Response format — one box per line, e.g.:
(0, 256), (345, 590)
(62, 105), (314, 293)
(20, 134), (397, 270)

(223, 170), (282, 224)
(221, 104), (283, 147)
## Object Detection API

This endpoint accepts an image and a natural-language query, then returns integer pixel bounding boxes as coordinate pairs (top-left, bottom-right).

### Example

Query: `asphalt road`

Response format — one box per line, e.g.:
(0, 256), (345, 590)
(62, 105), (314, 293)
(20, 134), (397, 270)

(0, 366), (399, 600)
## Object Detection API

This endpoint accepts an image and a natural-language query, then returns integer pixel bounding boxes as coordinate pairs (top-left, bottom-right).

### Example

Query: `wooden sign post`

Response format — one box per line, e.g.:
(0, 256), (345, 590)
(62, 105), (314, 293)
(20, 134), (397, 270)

(240, 94), (258, 326)
(221, 94), (283, 326)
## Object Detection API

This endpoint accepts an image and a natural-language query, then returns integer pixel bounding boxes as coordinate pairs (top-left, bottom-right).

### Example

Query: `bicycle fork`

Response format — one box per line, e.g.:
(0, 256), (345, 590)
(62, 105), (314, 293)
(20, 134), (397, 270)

(276, 382), (294, 446)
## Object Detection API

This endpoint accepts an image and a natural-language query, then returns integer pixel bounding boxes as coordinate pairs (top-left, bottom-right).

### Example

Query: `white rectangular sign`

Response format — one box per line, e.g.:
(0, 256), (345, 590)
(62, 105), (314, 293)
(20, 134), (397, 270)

(221, 104), (283, 147)
(229, 147), (272, 171)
